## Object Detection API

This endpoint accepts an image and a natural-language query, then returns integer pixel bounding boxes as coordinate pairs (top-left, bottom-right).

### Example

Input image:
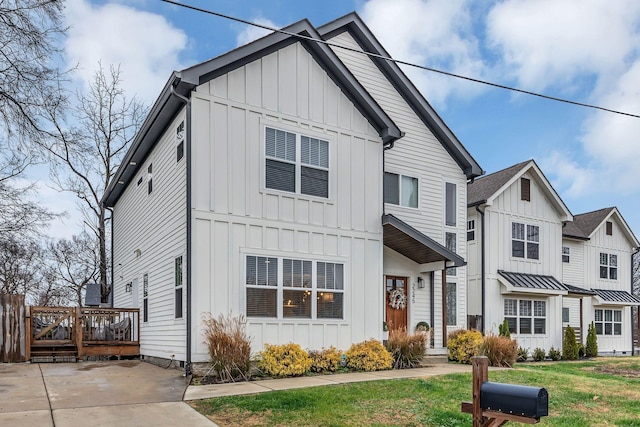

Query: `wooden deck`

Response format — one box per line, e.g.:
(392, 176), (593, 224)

(28, 306), (140, 362)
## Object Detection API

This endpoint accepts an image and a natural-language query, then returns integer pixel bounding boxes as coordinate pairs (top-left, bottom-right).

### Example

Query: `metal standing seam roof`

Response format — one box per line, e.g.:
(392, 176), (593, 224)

(591, 289), (640, 304)
(497, 270), (566, 292)
(382, 214), (465, 266)
(562, 283), (597, 295)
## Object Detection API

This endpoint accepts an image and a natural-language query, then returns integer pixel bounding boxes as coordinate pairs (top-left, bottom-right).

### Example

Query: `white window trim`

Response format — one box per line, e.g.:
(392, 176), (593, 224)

(467, 219), (476, 241)
(562, 246), (570, 263)
(260, 121), (336, 203)
(599, 252), (618, 281)
(444, 181), (457, 228)
(241, 250), (348, 322)
(594, 308), (622, 336)
(511, 221), (540, 261)
(384, 169), (420, 210)
(504, 297), (547, 336)
(174, 254), (184, 321)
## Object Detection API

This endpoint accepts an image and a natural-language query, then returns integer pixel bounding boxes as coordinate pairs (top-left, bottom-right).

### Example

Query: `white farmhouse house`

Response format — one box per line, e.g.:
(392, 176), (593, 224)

(562, 208), (640, 355)
(467, 160), (639, 355)
(102, 12), (482, 372)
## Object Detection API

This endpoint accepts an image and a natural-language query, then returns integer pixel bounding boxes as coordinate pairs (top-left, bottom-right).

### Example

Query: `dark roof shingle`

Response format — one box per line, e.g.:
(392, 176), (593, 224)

(565, 207), (615, 238)
(467, 160), (531, 206)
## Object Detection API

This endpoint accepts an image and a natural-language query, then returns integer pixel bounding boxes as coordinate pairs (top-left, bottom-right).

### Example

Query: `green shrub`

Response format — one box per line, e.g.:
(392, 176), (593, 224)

(386, 328), (427, 369)
(578, 343), (585, 358)
(532, 347), (546, 362)
(498, 319), (511, 338)
(447, 329), (482, 364)
(517, 346), (529, 362)
(562, 326), (579, 360)
(345, 339), (393, 371)
(257, 343), (312, 377)
(480, 335), (518, 367)
(202, 313), (252, 381)
(548, 346), (561, 361)
(308, 346), (342, 373)
(585, 322), (598, 357)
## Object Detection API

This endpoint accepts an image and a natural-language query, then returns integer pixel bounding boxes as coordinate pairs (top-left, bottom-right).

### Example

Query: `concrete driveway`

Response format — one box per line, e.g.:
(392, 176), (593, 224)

(0, 360), (216, 427)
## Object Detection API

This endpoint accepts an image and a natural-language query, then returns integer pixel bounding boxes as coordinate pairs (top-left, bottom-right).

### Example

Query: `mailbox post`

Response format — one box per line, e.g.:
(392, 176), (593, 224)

(461, 356), (548, 427)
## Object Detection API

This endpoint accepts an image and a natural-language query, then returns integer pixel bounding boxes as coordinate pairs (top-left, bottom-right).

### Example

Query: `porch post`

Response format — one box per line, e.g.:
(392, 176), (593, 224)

(442, 269), (447, 347)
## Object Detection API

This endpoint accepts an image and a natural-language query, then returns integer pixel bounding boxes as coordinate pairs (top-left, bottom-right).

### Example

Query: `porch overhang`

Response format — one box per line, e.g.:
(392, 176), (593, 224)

(382, 214), (465, 267)
(591, 289), (640, 307)
(563, 283), (597, 296)
(497, 270), (568, 296)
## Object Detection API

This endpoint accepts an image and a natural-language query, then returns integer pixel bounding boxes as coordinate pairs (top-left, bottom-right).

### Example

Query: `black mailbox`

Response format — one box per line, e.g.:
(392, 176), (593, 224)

(480, 381), (548, 418)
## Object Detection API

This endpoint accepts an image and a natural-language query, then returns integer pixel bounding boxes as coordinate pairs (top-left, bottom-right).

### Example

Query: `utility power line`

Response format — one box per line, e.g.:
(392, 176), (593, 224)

(161, 0), (639, 119)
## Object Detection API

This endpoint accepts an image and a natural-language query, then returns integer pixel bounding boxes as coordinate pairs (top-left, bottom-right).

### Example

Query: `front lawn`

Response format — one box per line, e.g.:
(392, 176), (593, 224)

(190, 357), (640, 426)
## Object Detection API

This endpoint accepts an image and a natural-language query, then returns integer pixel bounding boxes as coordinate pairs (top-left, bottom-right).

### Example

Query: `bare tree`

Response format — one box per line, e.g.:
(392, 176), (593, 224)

(0, 236), (46, 302)
(48, 233), (100, 306)
(43, 64), (147, 303)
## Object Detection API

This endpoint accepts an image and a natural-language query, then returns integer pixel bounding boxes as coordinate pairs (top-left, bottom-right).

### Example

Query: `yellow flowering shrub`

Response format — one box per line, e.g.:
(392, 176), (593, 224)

(257, 343), (312, 377)
(309, 346), (343, 373)
(447, 329), (482, 364)
(345, 339), (393, 371)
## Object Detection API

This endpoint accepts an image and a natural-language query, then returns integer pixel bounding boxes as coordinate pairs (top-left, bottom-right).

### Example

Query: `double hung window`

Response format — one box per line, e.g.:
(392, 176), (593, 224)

(384, 172), (418, 208)
(594, 309), (622, 335)
(265, 127), (329, 198)
(599, 253), (617, 280)
(512, 222), (539, 259)
(504, 298), (546, 335)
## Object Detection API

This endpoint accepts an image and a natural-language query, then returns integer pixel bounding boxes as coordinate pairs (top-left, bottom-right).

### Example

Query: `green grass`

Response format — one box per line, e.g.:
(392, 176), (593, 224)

(190, 357), (640, 426)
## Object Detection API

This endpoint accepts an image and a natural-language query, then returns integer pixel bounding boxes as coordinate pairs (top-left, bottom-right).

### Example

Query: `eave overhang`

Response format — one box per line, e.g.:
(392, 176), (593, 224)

(592, 289), (640, 307)
(497, 270), (568, 296)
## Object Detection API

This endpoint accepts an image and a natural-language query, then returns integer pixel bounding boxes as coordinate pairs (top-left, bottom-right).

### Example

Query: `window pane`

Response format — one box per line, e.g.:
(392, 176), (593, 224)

(256, 257), (277, 286)
(595, 322), (603, 335)
(600, 253), (608, 265)
(609, 254), (617, 267)
(512, 223), (524, 239)
(534, 318), (545, 334)
(446, 233), (457, 276)
(534, 301), (546, 317)
(246, 288), (277, 317)
(506, 317), (517, 333)
(595, 309), (603, 321)
(527, 242), (539, 260)
(301, 135), (310, 165)
(445, 182), (456, 226)
(401, 175), (418, 208)
(512, 241), (524, 258)
(609, 267), (617, 280)
(605, 310), (612, 321)
(520, 300), (531, 316)
(384, 172), (399, 205)
(614, 310), (622, 322)
(283, 258), (292, 287)
(527, 225), (539, 242)
(265, 127), (276, 157)
(599, 266), (608, 279)
(326, 263), (335, 290)
(562, 307), (569, 323)
(175, 288), (183, 319)
(317, 262), (326, 288)
(317, 292), (343, 319)
(246, 256), (257, 284)
(614, 323), (622, 335)
(301, 166), (328, 198)
(303, 261), (312, 288)
(283, 290), (311, 319)
(334, 264), (344, 290)
(604, 323), (612, 335)
(504, 299), (517, 316)
(266, 159), (295, 192)
(319, 139), (329, 168)
(520, 318), (532, 334)
(446, 282), (457, 325)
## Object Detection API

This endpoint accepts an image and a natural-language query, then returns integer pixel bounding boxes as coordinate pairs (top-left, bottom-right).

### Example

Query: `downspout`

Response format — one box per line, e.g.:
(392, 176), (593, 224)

(632, 248), (639, 355)
(107, 206), (114, 308)
(475, 205), (486, 334)
(171, 85), (192, 375)
(429, 271), (435, 345)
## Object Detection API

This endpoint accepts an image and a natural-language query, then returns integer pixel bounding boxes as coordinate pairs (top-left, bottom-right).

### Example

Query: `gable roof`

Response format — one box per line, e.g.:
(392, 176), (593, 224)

(467, 159), (572, 222)
(564, 207), (640, 248)
(317, 13), (483, 180)
(103, 16), (403, 207)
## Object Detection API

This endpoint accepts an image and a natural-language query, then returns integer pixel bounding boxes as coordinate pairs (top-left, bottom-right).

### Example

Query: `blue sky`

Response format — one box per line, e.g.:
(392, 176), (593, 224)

(38, 0), (640, 237)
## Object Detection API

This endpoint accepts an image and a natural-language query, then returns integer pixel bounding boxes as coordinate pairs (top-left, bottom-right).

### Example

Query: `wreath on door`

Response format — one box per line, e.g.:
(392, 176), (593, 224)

(388, 288), (407, 310)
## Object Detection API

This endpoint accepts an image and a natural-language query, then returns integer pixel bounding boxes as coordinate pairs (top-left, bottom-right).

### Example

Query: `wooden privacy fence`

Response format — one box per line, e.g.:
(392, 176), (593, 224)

(1, 294), (27, 363)
(28, 306), (140, 361)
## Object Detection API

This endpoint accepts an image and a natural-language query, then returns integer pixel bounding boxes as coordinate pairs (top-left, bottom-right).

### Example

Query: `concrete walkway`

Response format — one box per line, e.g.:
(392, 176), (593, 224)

(184, 360), (471, 401)
(0, 360), (213, 427)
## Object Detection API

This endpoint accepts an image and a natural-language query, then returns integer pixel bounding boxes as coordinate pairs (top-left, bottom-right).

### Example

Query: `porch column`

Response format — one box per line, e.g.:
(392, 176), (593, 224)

(442, 269), (447, 347)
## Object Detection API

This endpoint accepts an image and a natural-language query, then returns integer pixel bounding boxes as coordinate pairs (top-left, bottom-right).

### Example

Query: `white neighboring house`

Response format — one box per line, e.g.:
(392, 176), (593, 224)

(102, 12), (482, 372)
(562, 208), (640, 355)
(466, 160), (574, 352)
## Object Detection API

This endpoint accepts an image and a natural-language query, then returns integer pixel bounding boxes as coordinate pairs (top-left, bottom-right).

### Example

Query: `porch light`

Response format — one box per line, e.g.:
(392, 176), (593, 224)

(417, 276), (425, 289)
(125, 282), (132, 293)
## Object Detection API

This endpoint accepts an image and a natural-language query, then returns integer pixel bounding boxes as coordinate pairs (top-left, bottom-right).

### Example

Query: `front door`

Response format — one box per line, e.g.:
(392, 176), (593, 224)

(385, 276), (408, 332)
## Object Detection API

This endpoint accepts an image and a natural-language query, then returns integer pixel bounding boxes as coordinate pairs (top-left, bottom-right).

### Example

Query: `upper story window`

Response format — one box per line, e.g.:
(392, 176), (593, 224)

(521, 178), (531, 201)
(265, 127), (329, 198)
(445, 182), (456, 226)
(512, 222), (539, 260)
(176, 121), (185, 162)
(562, 246), (570, 263)
(384, 172), (418, 208)
(445, 232), (457, 276)
(599, 253), (617, 280)
(467, 220), (475, 241)
(245, 255), (344, 320)
(606, 221), (613, 236)
(147, 164), (153, 194)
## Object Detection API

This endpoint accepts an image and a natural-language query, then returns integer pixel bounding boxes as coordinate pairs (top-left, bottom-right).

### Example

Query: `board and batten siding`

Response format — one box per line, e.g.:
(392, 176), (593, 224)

(189, 42), (385, 361)
(328, 31), (469, 342)
(112, 110), (187, 361)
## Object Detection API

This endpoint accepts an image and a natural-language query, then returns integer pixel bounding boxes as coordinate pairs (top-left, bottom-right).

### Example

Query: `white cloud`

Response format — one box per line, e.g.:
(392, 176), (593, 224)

(65, 0), (189, 103)
(540, 152), (596, 198)
(236, 17), (277, 47)
(486, 0), (640, 93)
(361, 0), (488, 106)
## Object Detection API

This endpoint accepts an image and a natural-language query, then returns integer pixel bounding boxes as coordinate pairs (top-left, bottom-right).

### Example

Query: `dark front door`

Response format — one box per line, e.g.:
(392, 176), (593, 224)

(385, 276), (408, 332)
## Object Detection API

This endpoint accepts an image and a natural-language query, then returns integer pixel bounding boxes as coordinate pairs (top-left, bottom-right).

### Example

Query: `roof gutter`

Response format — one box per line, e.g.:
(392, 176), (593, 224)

(170, 84), (193, 375)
